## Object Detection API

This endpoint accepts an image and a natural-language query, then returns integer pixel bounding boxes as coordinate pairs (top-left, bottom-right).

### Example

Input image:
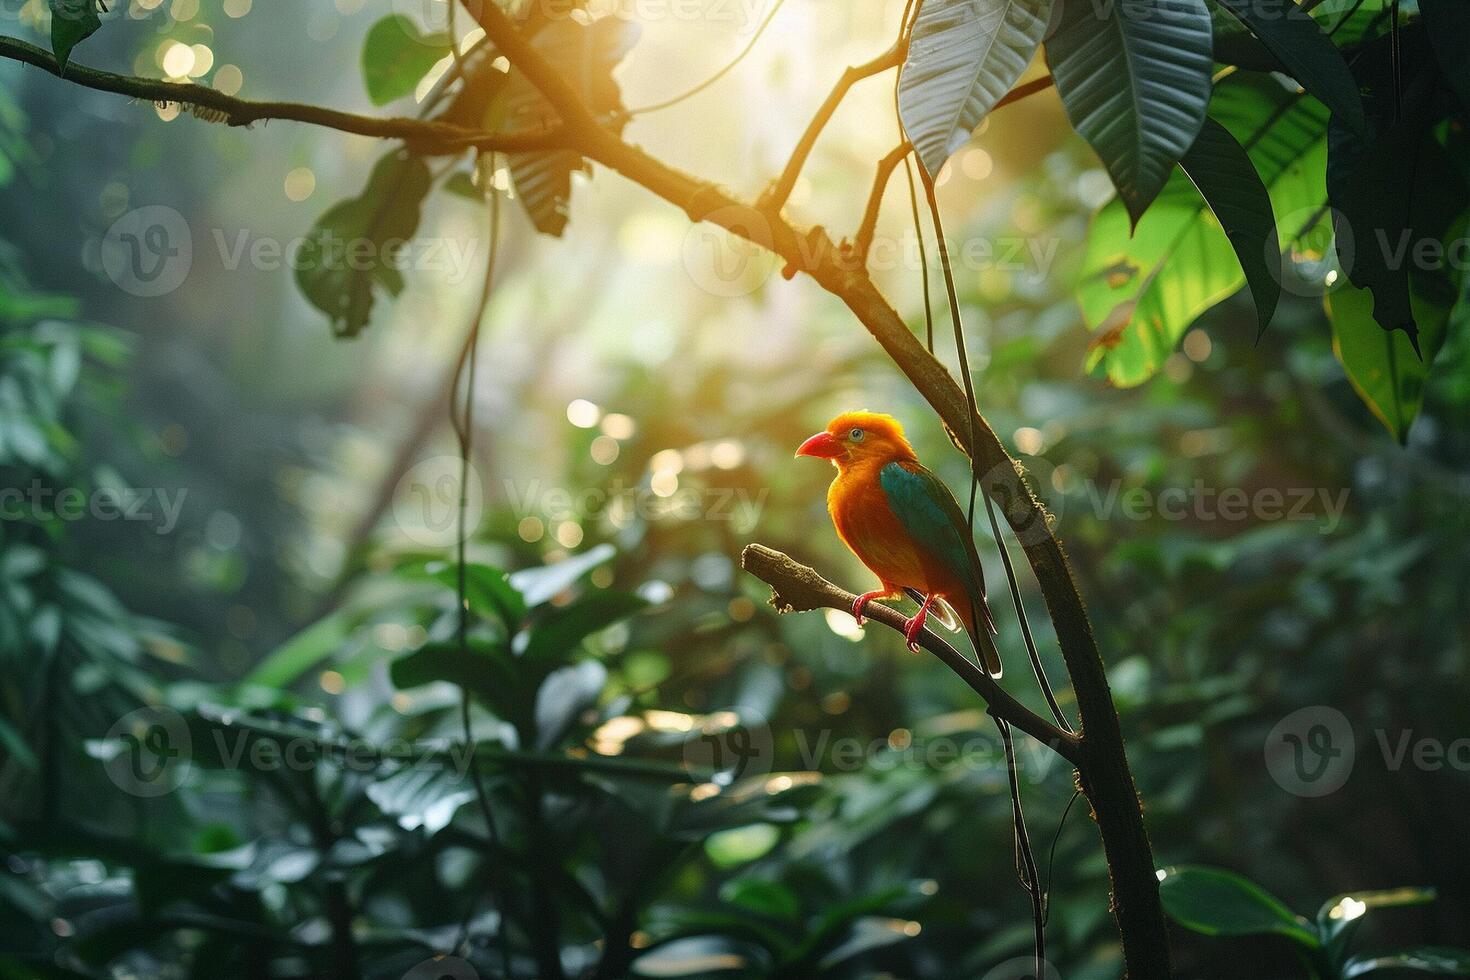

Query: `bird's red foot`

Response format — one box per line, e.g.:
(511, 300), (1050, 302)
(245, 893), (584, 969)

(901, 595), (937, 652)
(851, 590), (888, 626)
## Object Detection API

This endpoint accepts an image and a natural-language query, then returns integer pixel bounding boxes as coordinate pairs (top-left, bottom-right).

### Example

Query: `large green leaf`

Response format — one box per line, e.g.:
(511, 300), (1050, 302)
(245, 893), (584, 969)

(897, 0), (1053, 179)
(1080, 74), (1329, 383)
(1328, 259), (1462, 443)
(1317, 887), (1437, 950)
(49, 0), (101, 74)
(1046, 0), (1214, 224)
(500, 17), (639, 235)
(1211, 0), (1365, 134)
(361, 15), (452, 106)
(1343, 947), (1470, 978)
(1421, 0), (1470, 110)
(1158, 866), (1320, 948)
(296, 150), (433, 337)
(524, 590), (648, 662)
(1178, 116), (1281, 335)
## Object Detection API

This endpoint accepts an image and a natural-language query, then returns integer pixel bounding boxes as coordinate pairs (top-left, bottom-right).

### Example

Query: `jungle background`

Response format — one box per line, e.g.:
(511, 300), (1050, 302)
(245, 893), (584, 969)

(0, 0), (1468, 977)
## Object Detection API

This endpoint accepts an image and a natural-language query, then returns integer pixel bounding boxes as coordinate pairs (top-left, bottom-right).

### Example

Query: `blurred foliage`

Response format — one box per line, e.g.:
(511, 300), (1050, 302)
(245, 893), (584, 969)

(1, 1), (1469, 978)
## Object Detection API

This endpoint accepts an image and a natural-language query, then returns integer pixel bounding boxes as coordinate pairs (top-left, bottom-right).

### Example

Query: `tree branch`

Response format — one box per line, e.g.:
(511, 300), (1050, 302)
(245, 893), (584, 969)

(851, 142), (912, 265)
(741, 544), (1082, 763)
(0, 35), (564, 155)
(762, 40), (907, 212)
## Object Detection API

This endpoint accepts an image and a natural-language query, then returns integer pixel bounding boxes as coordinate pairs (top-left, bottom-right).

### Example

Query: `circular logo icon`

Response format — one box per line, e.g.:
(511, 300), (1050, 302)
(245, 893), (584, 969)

(979, 455), (1062, 548)
(680, 206), (782, 298)
(402, 955), (480, 980)
(393, 455), (483, 548)
(1265, 705), (1355, 798)
(682, 707), (773, 785)
(103, 705), (192, 797)
(391, 0), (486, 38)
(1273, 204), (1353, 298)
(99, 205), (193, 298)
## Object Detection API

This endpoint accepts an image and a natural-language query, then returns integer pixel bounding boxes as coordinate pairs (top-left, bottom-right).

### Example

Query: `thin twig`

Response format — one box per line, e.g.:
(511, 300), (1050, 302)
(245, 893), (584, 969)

(740, 545), (1082, 763)
(761, 40), (908, 211)
(852, 141), (913, 264)
(0, 35), (559, 154)
(625, 0), (788, 115)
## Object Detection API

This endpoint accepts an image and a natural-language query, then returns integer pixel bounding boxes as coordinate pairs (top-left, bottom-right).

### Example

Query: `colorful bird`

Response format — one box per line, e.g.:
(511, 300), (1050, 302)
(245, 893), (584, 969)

(796, 411), (1002, 676)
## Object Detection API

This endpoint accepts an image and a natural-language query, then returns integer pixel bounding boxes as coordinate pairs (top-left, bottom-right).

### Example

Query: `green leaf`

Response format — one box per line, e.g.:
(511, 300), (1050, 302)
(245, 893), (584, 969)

(366, 762), (475, 833)
(524, 590), (647, 662)
(243, 610), (351, 687)
(1178, 116), (1282, 335)
(1045, 0), (1214, 223)
(510, 542), (617, 607)
(1328, 272), (1458, 444)
(719, 878), (800, 922)
(533, 658), (608, 747)
(296, 150), (433, 337)
(1318, 887), (1437, 950)
(1327, 34), (1467, 343)
(1080, 74), (1329, 384)
(361, 15), (452, 106)
(1211, 0), (1365, 135)
(49, 0), (101, 74)
(390, 640), (521, 723)
(1342, 947), (1470, 978)
(1421, 0), (1470, 111)
(897, 0), (1053, 180)
(1158, 865), (1320, 948)
(500, 17), (639, 235)
(428, 561), (528, 630)
(443, 170), (483, 200)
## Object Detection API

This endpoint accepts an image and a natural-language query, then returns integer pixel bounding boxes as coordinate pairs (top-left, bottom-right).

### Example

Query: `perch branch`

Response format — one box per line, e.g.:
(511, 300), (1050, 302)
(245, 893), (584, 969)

(0, 36), (564, 154)
(742, 544), (1082, 764)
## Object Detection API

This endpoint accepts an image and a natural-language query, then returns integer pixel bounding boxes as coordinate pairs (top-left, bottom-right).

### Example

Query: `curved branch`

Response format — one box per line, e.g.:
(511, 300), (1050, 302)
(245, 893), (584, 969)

(762, 41), (907, 211)
(741, 544), (1082, 764)
(851, 142), (912, 265)
(0, 35), (564, 155)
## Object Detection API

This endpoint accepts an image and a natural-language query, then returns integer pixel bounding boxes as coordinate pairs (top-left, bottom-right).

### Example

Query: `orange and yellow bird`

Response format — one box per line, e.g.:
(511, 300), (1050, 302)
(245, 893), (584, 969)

(796, 411), (1002, 676)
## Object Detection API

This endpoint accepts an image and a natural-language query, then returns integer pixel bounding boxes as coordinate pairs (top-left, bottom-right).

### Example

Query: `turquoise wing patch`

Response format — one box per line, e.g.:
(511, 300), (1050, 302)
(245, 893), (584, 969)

(878, 461), (985, 602)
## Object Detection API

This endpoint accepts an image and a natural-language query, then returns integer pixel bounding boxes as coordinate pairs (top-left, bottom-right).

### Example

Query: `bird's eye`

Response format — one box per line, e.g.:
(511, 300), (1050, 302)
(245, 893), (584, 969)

(849, 428), (864, 441)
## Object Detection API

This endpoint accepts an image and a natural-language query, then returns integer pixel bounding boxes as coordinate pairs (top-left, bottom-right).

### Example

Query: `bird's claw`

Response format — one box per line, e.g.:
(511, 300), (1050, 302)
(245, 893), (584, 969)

(850, 590), (886, 627)
(902, 617), (924, 653)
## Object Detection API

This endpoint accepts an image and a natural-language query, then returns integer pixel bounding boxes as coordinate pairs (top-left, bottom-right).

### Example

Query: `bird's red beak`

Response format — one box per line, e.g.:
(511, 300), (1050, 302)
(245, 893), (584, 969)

(795, 431), (842, 460)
